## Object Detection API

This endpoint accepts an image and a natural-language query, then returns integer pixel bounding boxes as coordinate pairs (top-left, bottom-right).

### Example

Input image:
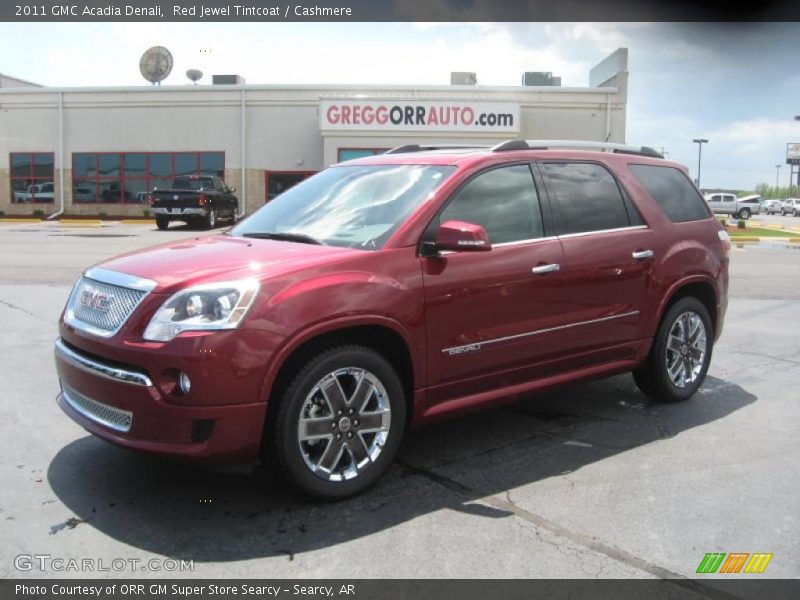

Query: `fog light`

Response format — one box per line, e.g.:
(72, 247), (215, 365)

(179, 372), (191, 395)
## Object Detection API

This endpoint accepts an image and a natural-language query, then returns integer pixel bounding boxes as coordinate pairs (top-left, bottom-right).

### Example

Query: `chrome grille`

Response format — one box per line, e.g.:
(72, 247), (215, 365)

(61, 383), (133, 433)
(69, 276), (147, 334)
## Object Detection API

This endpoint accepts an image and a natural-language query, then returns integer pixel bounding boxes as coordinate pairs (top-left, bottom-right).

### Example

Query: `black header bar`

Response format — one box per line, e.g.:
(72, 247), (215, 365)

(2, 0), (800, 22)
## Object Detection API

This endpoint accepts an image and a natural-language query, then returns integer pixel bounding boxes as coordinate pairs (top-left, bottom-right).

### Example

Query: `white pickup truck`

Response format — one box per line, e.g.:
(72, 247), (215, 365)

(704, 192), (761, 219)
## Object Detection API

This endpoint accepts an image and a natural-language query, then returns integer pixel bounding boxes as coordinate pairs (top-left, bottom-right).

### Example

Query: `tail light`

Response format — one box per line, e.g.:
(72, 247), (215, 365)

(198, 194), (208, 206)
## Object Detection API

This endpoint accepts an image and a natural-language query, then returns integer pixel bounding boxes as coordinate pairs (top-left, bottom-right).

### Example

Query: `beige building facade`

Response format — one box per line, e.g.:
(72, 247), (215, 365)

(0, 49), (629, 218)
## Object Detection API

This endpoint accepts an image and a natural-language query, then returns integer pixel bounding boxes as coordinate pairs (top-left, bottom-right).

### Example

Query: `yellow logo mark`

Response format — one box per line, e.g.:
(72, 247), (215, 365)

(744, 553), (773, 574)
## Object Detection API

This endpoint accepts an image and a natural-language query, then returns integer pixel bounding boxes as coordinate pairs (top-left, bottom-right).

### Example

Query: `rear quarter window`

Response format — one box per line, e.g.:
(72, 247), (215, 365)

(630, 165), (711, 223)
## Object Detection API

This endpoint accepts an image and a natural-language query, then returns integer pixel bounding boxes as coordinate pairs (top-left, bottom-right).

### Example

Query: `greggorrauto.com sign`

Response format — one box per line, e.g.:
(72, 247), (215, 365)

(320, 99), (520, 133)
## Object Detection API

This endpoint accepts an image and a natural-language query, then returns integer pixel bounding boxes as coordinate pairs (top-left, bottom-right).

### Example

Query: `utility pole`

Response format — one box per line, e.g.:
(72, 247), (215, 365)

(693, 138), (708, 188)
(776, 164), (782, 195)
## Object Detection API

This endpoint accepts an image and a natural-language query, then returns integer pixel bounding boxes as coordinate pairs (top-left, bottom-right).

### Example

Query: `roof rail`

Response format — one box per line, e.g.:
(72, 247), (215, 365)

(385, 143), (489, 154)
(491, 139), (664, 159)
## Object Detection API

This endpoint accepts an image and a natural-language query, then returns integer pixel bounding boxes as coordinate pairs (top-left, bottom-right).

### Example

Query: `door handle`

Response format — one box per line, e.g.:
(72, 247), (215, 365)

(532, 263), (560, 275)
(632, 249), (654, 260)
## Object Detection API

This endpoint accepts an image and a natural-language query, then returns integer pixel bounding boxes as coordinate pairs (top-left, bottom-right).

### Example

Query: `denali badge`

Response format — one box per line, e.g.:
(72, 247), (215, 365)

(80, 289), (113, 313)
(445, 343), (481, 356)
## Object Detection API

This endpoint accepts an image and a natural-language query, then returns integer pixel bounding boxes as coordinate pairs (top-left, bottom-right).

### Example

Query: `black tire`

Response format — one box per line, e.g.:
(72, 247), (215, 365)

(272, 345), (406, 500)
(204, 208), (216, 230)
(155, 215), (169, 230)
(633, 297), (713, 403)
(738, 208), (751, 220)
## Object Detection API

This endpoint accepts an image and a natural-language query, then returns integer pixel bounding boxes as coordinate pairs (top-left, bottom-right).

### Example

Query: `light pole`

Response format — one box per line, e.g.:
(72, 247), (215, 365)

(776, 164), (782, 193)
(693, 138), (708, 189)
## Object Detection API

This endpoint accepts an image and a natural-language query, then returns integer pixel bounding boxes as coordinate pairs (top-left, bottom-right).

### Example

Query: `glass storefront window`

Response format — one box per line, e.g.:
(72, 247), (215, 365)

(337, 148), (388, 162)
(199, 152), (225, 177)
(10, 152), (55, 204)
(69, 152), (225, 204)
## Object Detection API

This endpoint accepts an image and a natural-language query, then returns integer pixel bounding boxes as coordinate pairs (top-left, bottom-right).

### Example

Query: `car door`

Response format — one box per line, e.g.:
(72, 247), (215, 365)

(422, 163), (567, 406)
(706, 194), (722, 214)
(539, 161), (655, 360)
(721, 194), (737, 215)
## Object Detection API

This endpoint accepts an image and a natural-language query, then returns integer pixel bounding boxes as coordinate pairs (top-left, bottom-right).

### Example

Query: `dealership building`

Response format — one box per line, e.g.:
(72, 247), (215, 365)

(0, 49), (629, 218)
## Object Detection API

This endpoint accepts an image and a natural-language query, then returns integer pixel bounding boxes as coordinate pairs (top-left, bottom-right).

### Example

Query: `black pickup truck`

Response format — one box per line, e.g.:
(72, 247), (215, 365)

(150, 175), (238, 230)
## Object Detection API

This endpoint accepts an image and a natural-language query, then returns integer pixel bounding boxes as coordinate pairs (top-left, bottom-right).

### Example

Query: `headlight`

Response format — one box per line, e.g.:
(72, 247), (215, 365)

(143, 280), (260, 342)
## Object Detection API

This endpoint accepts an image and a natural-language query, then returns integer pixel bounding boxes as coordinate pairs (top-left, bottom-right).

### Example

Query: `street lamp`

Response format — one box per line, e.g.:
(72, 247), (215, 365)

(693, 138), (709, 188)
(776, 164), (782, 192)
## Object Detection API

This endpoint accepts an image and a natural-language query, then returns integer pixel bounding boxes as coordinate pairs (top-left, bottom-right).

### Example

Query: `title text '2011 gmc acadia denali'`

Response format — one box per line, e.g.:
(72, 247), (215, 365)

(55, 140), (730, 499)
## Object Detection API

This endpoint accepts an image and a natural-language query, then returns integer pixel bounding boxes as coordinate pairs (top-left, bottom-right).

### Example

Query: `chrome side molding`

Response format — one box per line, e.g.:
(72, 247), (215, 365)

(442, 310), (640, 356)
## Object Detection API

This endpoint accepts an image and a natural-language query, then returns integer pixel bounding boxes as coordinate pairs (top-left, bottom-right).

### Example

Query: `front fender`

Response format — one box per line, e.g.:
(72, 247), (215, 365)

(248, 267), (425, 408)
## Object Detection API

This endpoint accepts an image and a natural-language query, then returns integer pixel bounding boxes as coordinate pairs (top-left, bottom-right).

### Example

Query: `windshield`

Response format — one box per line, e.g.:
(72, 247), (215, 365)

(231, 164), (454, 250)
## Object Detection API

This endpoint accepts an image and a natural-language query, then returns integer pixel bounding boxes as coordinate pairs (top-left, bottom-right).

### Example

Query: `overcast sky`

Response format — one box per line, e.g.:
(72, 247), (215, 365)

(1, 21), (798, 190)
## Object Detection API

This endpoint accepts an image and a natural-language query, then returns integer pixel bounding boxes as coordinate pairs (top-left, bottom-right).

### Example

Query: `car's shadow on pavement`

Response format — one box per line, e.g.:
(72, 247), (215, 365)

(47, 374), (755, 562)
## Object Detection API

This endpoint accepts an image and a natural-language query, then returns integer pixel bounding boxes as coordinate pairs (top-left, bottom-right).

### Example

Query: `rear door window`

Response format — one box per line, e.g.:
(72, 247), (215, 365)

(541, 162), (631, 235)
(629, 164), (711, 223)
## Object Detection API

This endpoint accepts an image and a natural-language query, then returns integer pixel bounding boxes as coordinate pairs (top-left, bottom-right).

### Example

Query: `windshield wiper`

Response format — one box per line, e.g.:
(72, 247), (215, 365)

(240, 231), (325, 245)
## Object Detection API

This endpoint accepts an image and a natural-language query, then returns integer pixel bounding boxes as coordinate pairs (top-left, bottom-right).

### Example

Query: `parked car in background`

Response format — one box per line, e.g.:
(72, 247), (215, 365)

(54, 140), (729, 499)
(150, 175), (238, 230)
(761, 199), (784, 215)
(704, 192), (760, 219)
(23, 182), (55, 203)
(781, 198), (800, 216)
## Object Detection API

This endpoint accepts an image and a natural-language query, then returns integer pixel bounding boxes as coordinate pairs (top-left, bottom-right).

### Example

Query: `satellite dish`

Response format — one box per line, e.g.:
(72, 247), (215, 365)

(139, 46), (173, 85)
(186, 69), (203, 85)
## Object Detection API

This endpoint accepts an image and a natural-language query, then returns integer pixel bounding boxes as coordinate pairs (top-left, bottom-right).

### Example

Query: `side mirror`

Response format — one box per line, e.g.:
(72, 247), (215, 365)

(435, 220), (492, 252)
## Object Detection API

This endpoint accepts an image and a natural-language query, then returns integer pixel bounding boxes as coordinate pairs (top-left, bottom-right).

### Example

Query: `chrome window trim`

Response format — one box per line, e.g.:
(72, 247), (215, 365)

(492, 235), (559, 248)
(63, 269), (157, 338)
(55, 338), (153, 387)
(432, 227), (647, 255)
(557, 225), (648, 240)
(60, 384), (133, 433)
(442, 310), (640, 355)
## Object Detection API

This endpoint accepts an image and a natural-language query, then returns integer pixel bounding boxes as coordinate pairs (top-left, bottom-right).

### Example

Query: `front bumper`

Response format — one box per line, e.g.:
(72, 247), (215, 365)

(54, 338), (268, 462)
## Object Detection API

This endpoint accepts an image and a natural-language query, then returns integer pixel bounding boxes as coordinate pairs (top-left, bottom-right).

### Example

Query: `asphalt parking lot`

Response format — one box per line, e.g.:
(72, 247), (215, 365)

(0, 220), (798, 580)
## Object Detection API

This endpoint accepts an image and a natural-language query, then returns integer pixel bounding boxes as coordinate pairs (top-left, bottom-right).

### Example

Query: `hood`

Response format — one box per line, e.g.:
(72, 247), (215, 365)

(95, 234), (357, 294)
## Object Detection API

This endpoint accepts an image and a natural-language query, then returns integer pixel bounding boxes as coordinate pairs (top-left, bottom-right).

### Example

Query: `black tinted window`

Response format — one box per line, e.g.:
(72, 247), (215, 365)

(439, 164), (544, 244)
(629, 164), (710, 223)
(543, 163), (630, 235)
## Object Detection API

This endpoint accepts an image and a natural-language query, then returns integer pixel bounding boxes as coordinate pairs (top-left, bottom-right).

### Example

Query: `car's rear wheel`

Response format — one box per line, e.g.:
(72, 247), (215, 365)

(155, 215), (169, 230)
(204, 208), (216, 230)
(738, 208), (751, 220)
(272, 345), (406, 499)
(633, 297), (713, 403)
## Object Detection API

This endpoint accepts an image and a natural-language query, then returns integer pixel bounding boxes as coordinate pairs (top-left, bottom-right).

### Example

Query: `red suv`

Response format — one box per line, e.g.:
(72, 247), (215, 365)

(55, 141), (729, 498)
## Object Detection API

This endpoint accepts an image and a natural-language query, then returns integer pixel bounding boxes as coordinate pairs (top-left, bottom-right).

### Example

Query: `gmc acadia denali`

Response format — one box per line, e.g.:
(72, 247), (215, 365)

(54, 140), (730, 499)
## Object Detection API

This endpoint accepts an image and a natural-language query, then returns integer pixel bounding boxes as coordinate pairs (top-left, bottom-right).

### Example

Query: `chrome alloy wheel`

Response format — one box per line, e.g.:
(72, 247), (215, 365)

(297, 368), (391, 482)
(665, 311), (707, 389)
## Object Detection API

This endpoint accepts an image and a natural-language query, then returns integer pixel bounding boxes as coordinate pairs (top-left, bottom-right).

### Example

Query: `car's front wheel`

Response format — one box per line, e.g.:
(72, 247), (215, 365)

(633, 297), (713, 403)
(272, 345), (406, 499)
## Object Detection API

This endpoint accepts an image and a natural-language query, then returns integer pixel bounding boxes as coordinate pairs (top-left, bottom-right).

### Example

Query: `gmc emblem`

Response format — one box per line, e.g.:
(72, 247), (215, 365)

(80, 289), (113, 313)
